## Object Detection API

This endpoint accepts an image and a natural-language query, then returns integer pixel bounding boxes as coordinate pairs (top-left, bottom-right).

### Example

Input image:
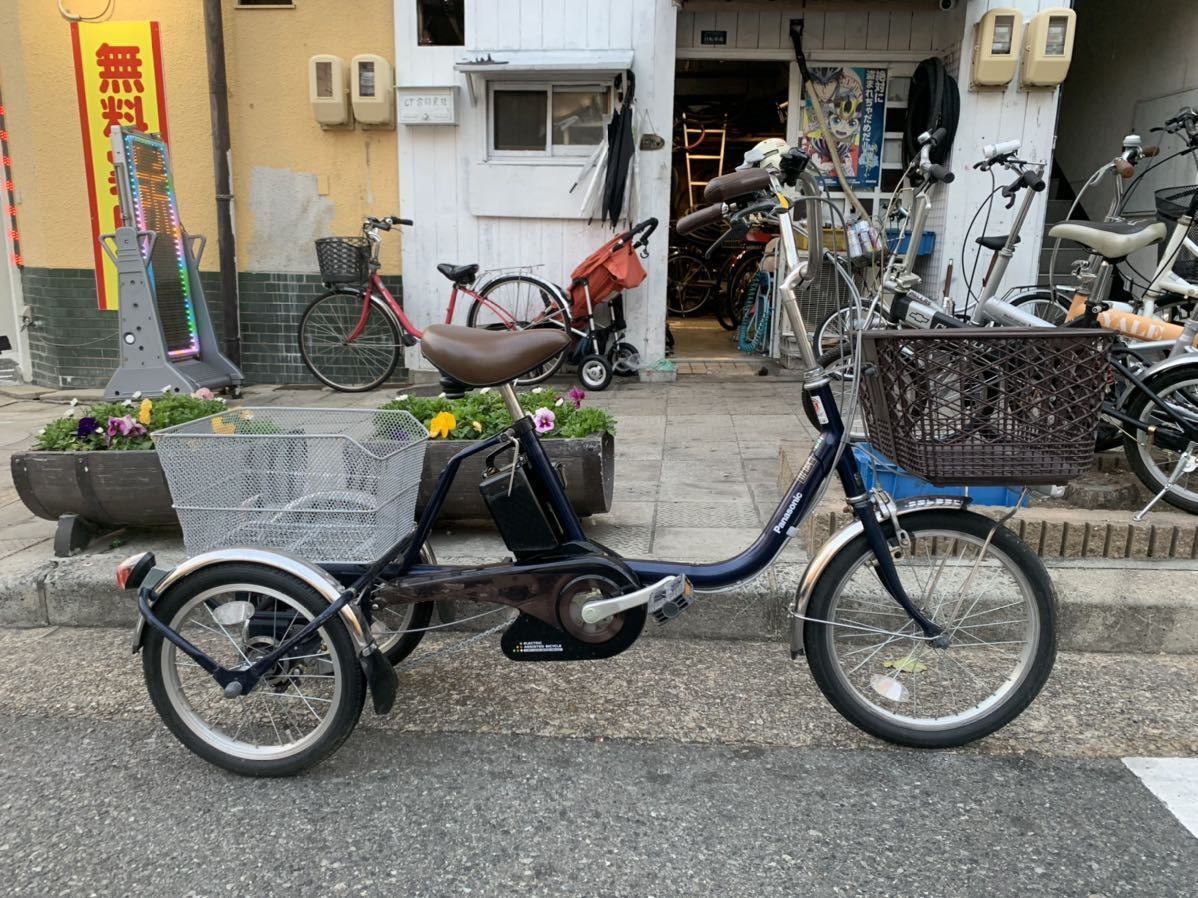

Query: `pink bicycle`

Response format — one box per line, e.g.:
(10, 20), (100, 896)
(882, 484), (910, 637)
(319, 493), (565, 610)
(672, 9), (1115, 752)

(300, 215), (570, 391)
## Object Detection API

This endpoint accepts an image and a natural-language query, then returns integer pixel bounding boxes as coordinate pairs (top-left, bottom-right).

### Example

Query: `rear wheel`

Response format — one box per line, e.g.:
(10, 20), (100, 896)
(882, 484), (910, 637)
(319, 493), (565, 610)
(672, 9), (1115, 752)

(1009, 289), (1070, 326)
(804, 509), (1056, 749)
(667, 249), (715, 316)
(611, 341), (640, 377)
(142, 563), (365, 777)
(467, 274), (571, 385)
(298, 289), (401, 392)
(1122, 364), (1198, 514)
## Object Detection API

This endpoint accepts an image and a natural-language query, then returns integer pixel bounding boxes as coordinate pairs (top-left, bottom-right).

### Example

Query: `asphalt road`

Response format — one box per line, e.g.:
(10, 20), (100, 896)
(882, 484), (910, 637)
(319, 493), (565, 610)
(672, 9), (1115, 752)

(0, 627), (1195, 897)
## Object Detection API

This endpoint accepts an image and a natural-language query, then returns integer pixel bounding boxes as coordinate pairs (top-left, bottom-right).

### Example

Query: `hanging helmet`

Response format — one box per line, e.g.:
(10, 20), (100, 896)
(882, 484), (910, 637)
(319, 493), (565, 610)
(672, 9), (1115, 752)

(737, 137), (791, 171)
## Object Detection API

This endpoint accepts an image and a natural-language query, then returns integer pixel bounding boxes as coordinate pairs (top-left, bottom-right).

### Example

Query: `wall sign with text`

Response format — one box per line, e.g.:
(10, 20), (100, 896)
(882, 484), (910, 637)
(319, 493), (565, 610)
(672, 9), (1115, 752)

(396, 86), (459, 125)
(71, 20), (169, 311)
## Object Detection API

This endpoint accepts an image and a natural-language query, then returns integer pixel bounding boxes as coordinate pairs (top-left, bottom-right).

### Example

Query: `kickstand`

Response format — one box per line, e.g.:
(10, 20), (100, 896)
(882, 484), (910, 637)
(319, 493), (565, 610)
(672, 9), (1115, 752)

(1134, 446), (1197, 521)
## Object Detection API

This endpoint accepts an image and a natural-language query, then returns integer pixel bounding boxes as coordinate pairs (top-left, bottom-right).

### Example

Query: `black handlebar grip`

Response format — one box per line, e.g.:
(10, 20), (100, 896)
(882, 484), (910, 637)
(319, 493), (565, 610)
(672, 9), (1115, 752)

(675, 204), (725, 236)
(927, 164), (954, 183)
(930, 127), (948, 146)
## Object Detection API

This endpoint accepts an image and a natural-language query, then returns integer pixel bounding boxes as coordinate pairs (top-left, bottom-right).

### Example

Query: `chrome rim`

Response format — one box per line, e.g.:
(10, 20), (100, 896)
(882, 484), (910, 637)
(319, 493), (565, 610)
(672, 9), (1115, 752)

(473, 277), (568, 385)
(161, 584), (345, 761)
(823, 528), (1039, 731)
(1134, 376), (1198, 505)
(370, 600), (417, 654)
(301, 293), (398, 389)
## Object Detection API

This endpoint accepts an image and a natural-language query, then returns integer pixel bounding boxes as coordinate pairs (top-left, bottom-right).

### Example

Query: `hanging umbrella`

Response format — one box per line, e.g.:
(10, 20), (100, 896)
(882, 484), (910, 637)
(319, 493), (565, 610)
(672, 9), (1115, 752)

(600, 70), (636, 227)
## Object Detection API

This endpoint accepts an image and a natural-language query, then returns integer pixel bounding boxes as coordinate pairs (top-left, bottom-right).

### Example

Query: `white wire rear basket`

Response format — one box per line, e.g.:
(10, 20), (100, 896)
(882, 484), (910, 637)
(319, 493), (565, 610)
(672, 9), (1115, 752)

(153, 408), (428, 563)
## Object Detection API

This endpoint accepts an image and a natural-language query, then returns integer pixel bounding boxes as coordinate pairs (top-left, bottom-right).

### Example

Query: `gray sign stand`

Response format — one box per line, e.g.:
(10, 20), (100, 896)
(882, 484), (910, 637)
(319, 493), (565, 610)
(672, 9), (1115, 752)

(101, 128), (242, 400)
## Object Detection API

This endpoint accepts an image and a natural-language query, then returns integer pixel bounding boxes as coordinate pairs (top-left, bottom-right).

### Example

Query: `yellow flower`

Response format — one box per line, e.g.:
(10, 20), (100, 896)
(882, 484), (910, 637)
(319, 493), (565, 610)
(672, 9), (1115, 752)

(211, 416), (235, 436)
(471, 420), (483, 433)
(429, 411), (457, 439)
(137, 398), (153, 426)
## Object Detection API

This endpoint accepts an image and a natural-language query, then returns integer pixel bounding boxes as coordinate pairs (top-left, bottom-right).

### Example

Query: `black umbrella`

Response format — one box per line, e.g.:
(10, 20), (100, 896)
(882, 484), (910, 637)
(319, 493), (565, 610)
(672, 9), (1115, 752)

(600, 70), (636, 227)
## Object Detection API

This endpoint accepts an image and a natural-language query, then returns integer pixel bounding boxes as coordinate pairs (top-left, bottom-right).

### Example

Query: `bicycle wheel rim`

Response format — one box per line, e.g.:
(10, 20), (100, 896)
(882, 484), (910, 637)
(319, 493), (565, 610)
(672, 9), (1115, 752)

(1132, 374), (1198, 505)
(161, 585), (347, 762)
(471, 276), (569, 384)
(820, 527), (1040, 732)
(300, 293), (399, 391)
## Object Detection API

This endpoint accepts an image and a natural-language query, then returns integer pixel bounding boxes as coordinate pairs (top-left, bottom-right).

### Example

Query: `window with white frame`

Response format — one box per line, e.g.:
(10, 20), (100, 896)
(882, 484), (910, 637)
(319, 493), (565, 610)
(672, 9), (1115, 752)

(488, 83), (611, 158)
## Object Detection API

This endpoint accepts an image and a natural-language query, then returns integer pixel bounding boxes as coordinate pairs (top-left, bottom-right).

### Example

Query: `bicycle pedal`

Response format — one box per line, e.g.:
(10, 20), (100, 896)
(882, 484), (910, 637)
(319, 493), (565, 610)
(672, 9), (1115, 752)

(651, 587), (695, 624)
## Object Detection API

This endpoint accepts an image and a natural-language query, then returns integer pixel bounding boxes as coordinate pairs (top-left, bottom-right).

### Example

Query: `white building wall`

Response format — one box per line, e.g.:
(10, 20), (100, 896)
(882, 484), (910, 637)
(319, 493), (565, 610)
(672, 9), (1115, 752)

(394, 0), (676, 372)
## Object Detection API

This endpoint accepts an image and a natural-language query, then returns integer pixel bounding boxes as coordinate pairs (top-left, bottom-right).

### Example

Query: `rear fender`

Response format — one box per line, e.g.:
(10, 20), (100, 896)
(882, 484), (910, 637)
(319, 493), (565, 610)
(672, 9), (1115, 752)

(131, 547), (368, 655)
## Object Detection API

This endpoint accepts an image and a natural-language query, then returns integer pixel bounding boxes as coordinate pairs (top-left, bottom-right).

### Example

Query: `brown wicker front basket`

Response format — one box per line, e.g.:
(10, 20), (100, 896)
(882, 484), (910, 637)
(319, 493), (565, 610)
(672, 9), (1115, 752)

(858, 328), (1113, 486)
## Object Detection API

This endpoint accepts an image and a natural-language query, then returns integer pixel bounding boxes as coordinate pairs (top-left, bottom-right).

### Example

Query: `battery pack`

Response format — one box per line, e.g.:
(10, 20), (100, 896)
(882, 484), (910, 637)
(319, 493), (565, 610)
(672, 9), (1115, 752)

(479, 462), (562, 556)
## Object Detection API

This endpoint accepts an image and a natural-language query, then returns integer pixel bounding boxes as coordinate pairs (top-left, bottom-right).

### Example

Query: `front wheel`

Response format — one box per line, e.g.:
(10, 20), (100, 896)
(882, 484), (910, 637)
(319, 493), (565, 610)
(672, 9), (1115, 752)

(578, 354), (613, 390)
(1009, 288), (1070, 326)
(611, 341), (640, 377)
(298, 289), (402, 392)
(142, 563), (366, 776)
(804, 509), (1056, 749)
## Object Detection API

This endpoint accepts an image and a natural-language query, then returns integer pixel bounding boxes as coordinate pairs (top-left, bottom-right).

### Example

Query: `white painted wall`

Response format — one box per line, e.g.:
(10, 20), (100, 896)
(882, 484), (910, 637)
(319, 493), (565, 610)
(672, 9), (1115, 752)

(394, 0), (676, 371)
(937, 0), (1068, 303)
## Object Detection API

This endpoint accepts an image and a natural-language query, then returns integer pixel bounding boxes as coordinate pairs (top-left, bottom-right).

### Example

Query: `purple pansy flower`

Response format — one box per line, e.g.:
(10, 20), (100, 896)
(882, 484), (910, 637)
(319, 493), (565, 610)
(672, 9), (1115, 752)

(567, 387), (586, 409)
(76, 417), (101, 440)
(532, 407), (556, 434)
(106, 415), (147, 442)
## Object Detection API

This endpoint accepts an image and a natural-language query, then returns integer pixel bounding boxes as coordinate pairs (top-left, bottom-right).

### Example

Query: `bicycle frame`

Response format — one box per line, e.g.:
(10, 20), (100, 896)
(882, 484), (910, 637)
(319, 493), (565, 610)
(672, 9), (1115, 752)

(138, 160), (947, 696)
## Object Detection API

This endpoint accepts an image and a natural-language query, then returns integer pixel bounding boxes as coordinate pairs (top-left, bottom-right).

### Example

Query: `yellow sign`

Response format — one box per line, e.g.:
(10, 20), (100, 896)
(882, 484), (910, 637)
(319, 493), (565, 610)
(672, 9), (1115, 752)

(71, 21), (169, 310)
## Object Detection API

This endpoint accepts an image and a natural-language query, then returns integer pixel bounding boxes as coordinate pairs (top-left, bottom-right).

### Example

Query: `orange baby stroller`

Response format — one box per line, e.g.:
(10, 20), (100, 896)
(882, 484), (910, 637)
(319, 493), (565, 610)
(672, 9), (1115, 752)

(566, 217), (657, 390)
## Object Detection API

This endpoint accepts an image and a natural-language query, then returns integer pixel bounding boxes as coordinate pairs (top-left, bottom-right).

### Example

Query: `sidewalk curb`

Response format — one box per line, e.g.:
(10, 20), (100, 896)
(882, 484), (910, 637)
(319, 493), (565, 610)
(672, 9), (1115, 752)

(2, 548), (1195, 654)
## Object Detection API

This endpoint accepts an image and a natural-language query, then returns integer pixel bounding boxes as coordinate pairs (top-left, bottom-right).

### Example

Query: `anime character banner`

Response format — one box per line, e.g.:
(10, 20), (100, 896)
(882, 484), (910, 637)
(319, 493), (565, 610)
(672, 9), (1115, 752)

(799, 67), (887, 190)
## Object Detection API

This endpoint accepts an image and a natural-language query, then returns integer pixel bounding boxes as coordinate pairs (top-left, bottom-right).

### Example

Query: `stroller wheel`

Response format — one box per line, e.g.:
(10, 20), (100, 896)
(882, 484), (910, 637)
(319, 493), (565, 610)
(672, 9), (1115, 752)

(612, 342), (640, 377)
(579, 354), (614, 391)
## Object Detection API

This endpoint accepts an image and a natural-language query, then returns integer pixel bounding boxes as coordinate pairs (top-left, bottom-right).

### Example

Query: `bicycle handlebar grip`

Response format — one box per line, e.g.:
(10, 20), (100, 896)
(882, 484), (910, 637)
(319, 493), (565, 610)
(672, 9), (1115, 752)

(1143, 145), (1161, 158)
(926, 163), (954, 183)
(1114, 158), (1136, 179)
(389, 216), (414, 226)
(929, 127), (948, 146)
(675, 204), (725, 236)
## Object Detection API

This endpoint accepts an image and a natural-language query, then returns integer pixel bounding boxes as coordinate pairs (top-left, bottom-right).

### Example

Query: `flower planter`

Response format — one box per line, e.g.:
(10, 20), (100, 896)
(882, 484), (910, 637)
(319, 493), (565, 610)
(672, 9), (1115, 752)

(12, 432), (614, 554)
(415, 432), (614, 519)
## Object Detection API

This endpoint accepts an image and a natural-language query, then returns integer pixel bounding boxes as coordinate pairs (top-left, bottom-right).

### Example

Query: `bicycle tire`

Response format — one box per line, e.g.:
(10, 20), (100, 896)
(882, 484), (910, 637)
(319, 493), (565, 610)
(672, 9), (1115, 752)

(667, 249), (715, 316)
(1121, 363), (1198, 514)
(725, 252), (762, 328)
(1009, 289), (1070, 326)
(298, 288), (402, 392)
(805, 509), (1056, 749)
(467, 274), (570, 385)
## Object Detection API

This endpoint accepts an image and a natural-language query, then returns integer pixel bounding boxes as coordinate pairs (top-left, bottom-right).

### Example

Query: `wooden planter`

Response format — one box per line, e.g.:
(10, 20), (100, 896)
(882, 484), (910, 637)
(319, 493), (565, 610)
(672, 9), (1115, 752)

(12, 432), (614, 553)
(416, 432), (615, 519)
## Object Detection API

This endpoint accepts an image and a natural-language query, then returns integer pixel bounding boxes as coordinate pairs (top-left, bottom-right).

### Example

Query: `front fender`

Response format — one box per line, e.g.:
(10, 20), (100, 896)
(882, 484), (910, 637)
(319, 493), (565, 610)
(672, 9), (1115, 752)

(132, 547), (368, 654)
(788, 496), (970, 658)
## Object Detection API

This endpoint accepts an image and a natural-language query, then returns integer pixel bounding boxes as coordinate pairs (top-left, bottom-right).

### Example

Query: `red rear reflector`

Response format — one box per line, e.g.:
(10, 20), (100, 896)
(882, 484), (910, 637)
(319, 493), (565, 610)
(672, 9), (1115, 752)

(116, 552), (154, 589)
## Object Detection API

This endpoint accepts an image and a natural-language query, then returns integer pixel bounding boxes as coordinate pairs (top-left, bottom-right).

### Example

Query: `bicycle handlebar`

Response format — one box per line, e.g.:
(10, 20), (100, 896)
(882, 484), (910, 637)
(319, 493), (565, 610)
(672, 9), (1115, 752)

(364, 215), (413, 232)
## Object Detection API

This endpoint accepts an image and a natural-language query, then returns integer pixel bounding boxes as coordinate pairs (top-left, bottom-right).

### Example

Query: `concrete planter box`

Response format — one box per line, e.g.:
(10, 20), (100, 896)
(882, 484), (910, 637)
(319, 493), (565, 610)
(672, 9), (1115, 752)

(12, 432), (614, 550)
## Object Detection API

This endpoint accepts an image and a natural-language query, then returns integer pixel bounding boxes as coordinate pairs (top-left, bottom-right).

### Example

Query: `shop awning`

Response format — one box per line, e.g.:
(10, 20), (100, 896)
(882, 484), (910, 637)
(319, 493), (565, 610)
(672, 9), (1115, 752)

(454, 50), (633, 102)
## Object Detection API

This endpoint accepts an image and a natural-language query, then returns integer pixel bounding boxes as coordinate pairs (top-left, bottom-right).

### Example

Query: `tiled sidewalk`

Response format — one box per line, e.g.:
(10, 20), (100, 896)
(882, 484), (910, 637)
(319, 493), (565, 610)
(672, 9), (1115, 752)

(0, 377), (820, 566)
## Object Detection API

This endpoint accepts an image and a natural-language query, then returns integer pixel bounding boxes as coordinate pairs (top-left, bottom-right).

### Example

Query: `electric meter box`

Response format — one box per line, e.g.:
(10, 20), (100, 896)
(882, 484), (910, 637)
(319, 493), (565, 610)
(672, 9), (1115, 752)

(1021, 8), (1076, 89)
(971, 8), (1023, 89)
(308, 54), (351, 127)
(351, 54), (395, 127)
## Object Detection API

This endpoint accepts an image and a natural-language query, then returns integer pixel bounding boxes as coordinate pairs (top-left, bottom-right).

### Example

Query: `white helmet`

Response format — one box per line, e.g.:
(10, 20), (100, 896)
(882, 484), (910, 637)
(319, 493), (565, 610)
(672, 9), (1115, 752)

(737, 137), (791, 171)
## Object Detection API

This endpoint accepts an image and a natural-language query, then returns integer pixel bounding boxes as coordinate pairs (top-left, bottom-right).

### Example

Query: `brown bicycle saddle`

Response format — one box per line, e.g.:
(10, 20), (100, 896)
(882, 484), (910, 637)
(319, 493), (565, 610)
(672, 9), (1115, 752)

(420, 324), (570, 387)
